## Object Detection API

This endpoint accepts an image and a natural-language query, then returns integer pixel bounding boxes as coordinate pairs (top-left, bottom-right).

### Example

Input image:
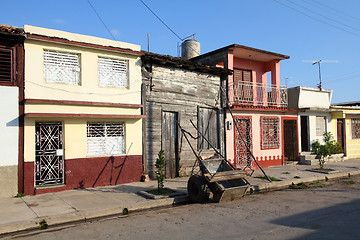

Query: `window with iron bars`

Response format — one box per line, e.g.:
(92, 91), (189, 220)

(351, 118), (360, 139)
(87, 122), (125, 156)
(98, 57), (128, 88)
(260, 117), (280, 149)
(44, 50), (80, 85)
(316, 116), (327, 136)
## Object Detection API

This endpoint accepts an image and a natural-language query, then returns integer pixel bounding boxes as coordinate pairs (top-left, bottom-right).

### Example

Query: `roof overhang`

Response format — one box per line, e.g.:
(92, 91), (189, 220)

(25, 33), (144, 57)
(192, 44), (289, 63)
(229, 44), (289, 62)
(142, 51), (232, 76)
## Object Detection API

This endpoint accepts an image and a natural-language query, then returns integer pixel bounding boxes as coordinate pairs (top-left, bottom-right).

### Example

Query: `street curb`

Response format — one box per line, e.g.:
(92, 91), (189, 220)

(0, 195), (189, 237)
(247, 170), (360, 194)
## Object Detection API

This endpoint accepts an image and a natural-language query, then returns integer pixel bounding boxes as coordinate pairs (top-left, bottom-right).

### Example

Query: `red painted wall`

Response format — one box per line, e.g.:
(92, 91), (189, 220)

(23, 155), (142, 195)
(255, 155), (283, 169)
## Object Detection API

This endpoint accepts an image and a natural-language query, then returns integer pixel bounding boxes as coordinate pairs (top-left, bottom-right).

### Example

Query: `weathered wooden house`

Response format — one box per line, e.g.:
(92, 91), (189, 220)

(0, 25), (25, 198)
(141, 52), (231, 178)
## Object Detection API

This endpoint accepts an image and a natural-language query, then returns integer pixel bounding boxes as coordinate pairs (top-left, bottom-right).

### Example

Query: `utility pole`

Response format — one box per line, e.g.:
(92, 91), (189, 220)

(284, 77), (291, 88)
(147, 33), (150, 52)
(312, 60), (322, 90)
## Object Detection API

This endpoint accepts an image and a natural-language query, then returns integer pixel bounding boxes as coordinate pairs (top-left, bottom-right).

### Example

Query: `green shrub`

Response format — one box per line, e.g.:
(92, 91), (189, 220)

(155, 150), (165, 192)
(312, 132), (343, 169)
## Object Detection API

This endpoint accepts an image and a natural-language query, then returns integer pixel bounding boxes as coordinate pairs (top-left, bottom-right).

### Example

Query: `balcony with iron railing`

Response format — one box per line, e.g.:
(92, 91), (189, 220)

(228, 81), (288, 108)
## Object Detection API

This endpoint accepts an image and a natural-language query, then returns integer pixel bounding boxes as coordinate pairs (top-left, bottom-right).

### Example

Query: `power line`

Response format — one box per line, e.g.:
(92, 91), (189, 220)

(286, 0), (360, 33)
(273, 0), (360, 37)
(311, 0), (360, 23)
(139, 0), (199, 57)
(87, 0), (119, 43)
(139, 0), (183, 41)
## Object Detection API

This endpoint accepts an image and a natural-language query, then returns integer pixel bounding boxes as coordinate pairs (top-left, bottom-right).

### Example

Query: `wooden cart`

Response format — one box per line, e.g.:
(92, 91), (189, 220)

(187, 157), (250, 203)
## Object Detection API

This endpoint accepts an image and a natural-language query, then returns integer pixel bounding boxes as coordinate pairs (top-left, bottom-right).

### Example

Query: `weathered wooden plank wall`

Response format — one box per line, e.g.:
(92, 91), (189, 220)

(142, 64), (225, 178)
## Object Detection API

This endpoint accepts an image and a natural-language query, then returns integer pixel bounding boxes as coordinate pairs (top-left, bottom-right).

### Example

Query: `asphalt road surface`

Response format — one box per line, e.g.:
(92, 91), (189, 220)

(10, 176), (360, 240)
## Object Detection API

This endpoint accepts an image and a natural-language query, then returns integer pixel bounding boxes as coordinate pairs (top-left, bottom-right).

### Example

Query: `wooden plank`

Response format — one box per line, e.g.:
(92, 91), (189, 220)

(204, 170), (247, 183)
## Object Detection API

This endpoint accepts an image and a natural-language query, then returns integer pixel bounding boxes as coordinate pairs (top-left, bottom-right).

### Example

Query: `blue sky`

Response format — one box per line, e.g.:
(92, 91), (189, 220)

(2, 0), (360, 103)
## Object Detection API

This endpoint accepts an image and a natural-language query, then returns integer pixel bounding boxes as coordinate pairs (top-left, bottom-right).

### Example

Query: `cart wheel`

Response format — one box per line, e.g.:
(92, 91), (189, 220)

(187, 175), (209, 203)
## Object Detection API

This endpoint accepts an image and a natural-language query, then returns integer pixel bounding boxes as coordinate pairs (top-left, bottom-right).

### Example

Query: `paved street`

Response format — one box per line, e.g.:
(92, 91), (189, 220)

(9, 175), (360, 240)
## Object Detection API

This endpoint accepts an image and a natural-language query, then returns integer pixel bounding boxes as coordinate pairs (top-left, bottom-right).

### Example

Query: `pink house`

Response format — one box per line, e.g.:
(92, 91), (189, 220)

(192, 44), (298, 169)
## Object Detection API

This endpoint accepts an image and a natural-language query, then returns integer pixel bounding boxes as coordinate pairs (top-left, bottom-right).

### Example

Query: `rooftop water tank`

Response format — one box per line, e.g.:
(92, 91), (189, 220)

(181, 39), (200, 59)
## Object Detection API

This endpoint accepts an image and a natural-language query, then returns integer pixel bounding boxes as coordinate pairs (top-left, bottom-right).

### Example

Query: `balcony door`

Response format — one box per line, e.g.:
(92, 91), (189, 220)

(233, 69), (253, 105)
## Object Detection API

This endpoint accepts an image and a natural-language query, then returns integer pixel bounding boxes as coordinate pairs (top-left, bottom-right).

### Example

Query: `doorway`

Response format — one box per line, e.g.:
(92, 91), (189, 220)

(161, 111), (179, 178)
(233, 116), (252, 169)
(35, 122), (64, 186)
(283, 119), (298, 161)
(300, 116), (309, 152)
(337, 119), (346, 155)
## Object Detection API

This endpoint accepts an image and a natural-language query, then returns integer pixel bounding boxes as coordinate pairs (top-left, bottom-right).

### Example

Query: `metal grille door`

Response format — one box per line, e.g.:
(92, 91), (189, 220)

(234, 116), (252, 169)
(35, 122), (64, 186)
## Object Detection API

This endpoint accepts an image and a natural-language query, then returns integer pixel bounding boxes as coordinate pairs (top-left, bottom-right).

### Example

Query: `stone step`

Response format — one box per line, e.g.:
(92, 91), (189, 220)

(299, 158), (319, 165)
(299, 153), (345, 165)
(299, 154), (319, 161)
(300, 151), (315, 156)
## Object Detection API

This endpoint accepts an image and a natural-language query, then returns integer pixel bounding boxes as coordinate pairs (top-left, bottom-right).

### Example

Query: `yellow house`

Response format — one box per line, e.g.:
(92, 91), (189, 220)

(331, 102), (360, 160)
(22, 25), (144, 195)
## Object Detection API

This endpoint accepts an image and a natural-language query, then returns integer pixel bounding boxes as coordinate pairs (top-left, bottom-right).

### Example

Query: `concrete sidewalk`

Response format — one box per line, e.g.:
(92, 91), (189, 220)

(1, 159), (360, 237)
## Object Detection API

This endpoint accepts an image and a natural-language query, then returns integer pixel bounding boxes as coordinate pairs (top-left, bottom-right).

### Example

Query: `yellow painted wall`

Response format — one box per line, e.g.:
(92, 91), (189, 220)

(24, 39), (142, 104)
(23, 26), (143, 164)
(345, 117), (360, 159)
(24, 118), (142, 162)
(25, 103), (141, 115)
(331, 108), (360, 159)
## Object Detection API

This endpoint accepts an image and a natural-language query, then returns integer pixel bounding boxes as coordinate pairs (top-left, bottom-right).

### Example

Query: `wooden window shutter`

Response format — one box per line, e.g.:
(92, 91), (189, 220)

(243, 70), (252, 82)
(234, 69), (243, 83)
(0, 48), (13, 82)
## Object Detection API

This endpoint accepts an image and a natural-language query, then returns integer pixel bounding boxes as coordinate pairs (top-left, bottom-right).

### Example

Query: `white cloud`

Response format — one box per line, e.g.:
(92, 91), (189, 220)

(110, 29), (120, 37)
(54, 18), (65, 24)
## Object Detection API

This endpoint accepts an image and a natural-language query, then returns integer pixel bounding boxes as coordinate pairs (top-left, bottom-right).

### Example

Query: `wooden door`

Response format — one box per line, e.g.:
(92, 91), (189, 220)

(337, 119), (346, 154)
(234, 69), (252, 104)
(161, 111), (179, 178)
(234, 116), (252, 169)
(283, 119), (298, 161)
(300, 116), (309, 151)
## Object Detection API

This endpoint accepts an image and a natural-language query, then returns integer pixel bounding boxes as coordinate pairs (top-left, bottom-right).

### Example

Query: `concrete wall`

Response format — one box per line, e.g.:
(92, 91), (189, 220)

(22, 26), (143, 194)
(24, 39), (141, 105)
(0, 86), (19, 198)
(332, 109), (360, 159)
(298, 112), (332, 152)
(288, 86), (332, 110)
(226, 110), (297, 168)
